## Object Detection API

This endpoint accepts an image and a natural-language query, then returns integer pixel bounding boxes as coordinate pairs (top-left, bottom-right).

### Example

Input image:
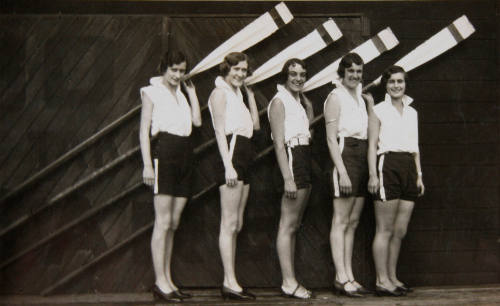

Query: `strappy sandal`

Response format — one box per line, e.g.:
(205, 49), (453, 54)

(281, 284), (313, 299)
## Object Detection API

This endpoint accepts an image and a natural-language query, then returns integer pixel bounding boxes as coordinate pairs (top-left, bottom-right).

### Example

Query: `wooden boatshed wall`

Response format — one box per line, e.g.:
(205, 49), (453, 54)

(0, 0), (498, 295)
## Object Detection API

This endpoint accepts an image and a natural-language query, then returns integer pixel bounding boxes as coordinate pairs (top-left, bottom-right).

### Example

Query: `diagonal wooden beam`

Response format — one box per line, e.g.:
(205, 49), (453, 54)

(39, 114), (325, 295)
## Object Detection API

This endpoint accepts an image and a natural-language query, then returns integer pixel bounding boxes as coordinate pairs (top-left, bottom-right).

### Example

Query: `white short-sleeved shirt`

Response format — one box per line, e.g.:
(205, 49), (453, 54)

(208, 76), (254, 138)
(324, 82), (368, 140)
(373, 93), (419, 155)
(267, 84), (310, 142)
(140, 76), (192, 137)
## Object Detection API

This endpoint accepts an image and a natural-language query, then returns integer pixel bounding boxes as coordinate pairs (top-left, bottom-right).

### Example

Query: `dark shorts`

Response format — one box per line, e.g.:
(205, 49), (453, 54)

(214, 134), (256, 186)
(375, 151), (418, 202)
(285, 144), (312, 190)
(152, 132), (194, 197)
(330, 137), (369, 198)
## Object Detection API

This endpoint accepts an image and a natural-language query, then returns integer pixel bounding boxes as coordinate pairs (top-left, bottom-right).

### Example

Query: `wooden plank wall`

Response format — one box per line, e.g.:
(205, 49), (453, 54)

(0, 0), (498, 295)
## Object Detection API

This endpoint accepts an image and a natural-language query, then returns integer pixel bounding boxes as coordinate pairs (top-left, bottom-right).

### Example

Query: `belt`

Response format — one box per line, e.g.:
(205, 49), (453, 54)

(286, 136), (310, 148)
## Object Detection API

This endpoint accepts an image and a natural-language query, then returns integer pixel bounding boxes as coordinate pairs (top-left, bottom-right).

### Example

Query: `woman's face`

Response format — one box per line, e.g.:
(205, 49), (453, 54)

(163, 61), (187, 87)
(386, 72), (406, 100)
(225, 60), (248, 88)
(285, 62), (306, 94)
(342, 63), (363, 90)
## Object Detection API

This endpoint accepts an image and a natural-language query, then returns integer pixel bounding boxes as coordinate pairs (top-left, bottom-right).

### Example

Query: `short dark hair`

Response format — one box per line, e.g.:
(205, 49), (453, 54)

(278, 58), (306, 84)
(158, 51), (188, 74)
(337, 52), (364, 78)
(219, 52), (251, 77)
(380, 65), (408, 89)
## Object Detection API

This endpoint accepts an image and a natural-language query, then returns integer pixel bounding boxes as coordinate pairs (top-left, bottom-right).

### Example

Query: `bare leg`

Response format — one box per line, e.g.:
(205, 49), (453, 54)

(230, 184), (250, 284)
(372, 199), (398, 290)
(163, 196), (188, 291)
(388, 200), (414, 287)
(277, 187), (311, 297)
(219, 181), (245, 291)
(344, 197), (365, 283)
(151, 194), (175, 293)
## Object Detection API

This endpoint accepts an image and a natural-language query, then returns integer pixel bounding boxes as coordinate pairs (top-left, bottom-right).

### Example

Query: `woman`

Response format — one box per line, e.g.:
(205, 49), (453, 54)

(324, 53), (371, 297)
(208, 52), (260, 300)
(268, 58), (314, 299)
(368, 65), (424, 296)
(139, 51), (202, 302)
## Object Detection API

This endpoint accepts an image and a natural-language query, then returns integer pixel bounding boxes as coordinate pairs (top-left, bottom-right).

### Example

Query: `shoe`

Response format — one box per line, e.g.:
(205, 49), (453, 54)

(350, 280), (372, 294)
(174, 289), (192, 299)
(333, 280), (364, 298)
(152, 285), (183, 302)
(221, 286), (256, 300)
(281, 284), (313, 299)
(395, 282), (412, 293)
(375, 285), (405, 297)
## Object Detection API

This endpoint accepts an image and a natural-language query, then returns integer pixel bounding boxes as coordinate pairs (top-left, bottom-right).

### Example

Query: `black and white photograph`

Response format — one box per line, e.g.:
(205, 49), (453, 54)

(0, 0), (498, 305)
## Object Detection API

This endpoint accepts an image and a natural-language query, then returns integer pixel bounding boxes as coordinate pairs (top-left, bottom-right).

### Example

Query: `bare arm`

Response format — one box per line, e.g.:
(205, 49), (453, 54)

(324, 92), (352, 195)
(367, 105), (380, 195)
(413, 152), (425, 196)
(139, 92), (154, 186)
(269, 98), (297, 199)
(209, 88), (238, 187)
(183, 80), (202, 127)
(244, 85), (260, 131)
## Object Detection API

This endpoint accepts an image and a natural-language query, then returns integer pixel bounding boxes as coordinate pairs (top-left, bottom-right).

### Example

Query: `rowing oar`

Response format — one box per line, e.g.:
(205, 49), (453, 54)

(363, 15), (475, 91)
(302, 27), (399, 92)
(245, 18), (342, 85)
(185, 2), (293, 79)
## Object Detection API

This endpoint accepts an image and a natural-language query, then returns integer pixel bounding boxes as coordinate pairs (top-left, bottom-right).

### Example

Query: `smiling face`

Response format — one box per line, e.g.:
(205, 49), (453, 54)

(163, 61), (187, 87)
(342, 63), (363, 90)
(285, 62), (307, 94)
(224, 60), (248, 88)
(386, 72), (406, 100)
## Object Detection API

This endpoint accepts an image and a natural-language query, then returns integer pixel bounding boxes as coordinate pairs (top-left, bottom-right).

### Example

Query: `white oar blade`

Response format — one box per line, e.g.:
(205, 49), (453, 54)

(188, 2), (293, 77)
(303, 27), (399, 92)
(245, 18), (342, 85)
(372, 15), (475, 85)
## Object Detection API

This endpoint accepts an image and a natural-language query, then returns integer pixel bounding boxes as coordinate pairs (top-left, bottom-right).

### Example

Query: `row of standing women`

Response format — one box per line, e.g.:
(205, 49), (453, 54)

(139, 50), (424, 302)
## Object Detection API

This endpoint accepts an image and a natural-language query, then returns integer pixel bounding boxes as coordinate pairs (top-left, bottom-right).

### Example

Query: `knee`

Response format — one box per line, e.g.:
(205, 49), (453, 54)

(393, 226), (407, 240)
(332, 217), (349, 232)
(279, 221), (300, 236)
(375, 226), (393, 239)
(154, 215), (174, 232)
(221, 218), (239, 234)
(347, 217), (360, 230)
(236, 219), (244, 233)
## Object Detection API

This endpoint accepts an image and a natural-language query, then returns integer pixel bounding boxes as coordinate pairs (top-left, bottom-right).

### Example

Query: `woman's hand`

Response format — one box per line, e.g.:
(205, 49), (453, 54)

(338, 171), (352, 195)
(368, 174), (379, 195)
(225, 165), (238, 187)
(143, 165), (155, 187)
(417, 176), (425, 196)
(284, 178), (297, 199)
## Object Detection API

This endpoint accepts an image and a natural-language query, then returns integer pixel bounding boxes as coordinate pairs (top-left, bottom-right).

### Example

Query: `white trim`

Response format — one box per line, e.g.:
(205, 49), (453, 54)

(378, 154), (386, 201)
(154, 158), (159, 194)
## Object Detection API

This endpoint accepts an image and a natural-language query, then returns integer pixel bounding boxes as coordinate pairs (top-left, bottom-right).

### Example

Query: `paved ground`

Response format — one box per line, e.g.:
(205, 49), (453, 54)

(1, 284), (500, 305)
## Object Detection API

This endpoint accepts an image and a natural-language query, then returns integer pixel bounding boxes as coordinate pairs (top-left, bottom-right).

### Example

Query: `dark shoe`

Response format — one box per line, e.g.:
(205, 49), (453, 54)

(152, 285), (183, 302)
(333, 280), (364, 298)
(350, 280), (372, 294)
(375, 285), (405, 297)
(281, 284), (313, 299)
(174, 289), (192, 299)
(221, 286), (256, 300)
(396, 282), (412, 293)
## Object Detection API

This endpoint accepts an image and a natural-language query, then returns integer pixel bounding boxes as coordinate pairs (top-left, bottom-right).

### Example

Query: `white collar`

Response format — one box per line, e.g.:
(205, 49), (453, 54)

(149, 76), (182, 96)
(335, 79), (362, 98)
(277, 84), (300, 103)
(215, 76), (242, 100)
(384, 93), (414, 107)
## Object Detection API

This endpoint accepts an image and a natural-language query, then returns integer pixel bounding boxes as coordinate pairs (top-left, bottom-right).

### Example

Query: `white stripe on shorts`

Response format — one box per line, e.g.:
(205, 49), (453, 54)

(378, 154), (386, 201)
(287, 146), (295, 180)
(229, 134), (237, 160)
(333, 137), (345, 197)
(154, 158), (159, 194)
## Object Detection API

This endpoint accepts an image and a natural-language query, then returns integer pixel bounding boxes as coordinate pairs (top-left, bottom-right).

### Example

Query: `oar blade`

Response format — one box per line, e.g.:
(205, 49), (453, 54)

(303, 27), (399, 92)
(246, 18), (342, 85)
(188, 2), (293, 77)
